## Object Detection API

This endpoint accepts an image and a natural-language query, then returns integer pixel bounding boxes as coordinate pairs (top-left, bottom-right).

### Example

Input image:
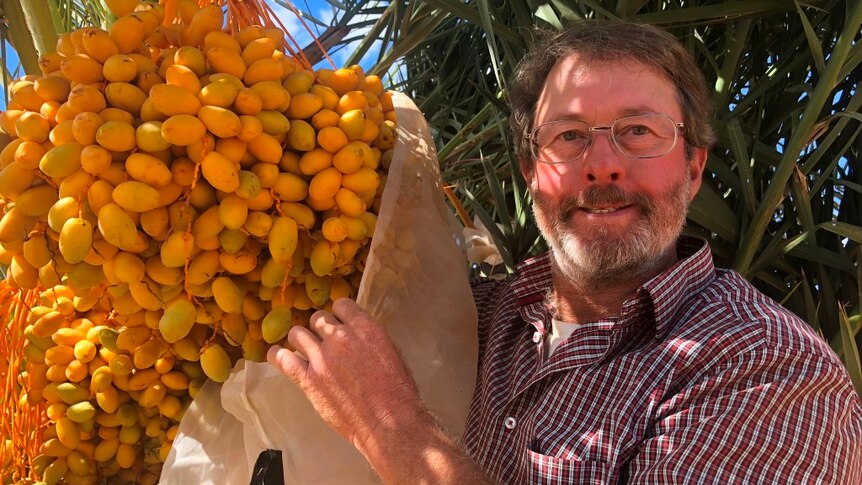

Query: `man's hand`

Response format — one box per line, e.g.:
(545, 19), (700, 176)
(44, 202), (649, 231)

(266, 298), (426, 453)
(267, 298), (491, 484)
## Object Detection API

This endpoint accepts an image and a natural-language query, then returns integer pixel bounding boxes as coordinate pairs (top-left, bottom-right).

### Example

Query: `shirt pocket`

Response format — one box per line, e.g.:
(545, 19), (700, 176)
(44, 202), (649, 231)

(525, 449), (615, 484)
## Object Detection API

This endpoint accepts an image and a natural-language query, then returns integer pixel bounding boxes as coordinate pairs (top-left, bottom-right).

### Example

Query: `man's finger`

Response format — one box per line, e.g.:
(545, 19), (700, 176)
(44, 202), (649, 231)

(267, 345), (308, 384)
(287, 325), (324, 363)
(310, 310), (343, 339)
(331, 298), (377, 328)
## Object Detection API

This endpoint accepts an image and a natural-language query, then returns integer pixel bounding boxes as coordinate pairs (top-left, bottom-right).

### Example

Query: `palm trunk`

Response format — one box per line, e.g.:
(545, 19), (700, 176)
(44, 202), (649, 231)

(1, 0), (41, 75)
(19, 0), (60, 64)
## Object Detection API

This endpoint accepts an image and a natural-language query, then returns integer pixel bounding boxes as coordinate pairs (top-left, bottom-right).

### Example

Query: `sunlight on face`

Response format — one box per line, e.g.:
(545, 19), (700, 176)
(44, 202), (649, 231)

(528, 56), (695, 283)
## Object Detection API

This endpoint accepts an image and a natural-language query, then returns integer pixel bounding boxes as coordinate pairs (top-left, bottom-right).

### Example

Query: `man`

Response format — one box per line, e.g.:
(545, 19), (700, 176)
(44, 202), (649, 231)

(267, 22), (862, 484)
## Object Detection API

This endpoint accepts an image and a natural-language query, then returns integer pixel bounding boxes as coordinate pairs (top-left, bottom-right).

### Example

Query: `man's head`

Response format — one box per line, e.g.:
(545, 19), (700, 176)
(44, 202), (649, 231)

(510, 22), (716, 172)
(509, 22), (716, 284)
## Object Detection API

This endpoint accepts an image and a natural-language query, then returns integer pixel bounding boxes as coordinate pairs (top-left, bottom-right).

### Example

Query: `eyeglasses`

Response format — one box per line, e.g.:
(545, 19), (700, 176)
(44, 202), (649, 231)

(527, 113), (685, 164)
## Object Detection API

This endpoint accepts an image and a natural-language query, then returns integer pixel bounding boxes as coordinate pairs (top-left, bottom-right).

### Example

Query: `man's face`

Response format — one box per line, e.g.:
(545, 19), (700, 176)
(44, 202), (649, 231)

(525, 56), (707, 283)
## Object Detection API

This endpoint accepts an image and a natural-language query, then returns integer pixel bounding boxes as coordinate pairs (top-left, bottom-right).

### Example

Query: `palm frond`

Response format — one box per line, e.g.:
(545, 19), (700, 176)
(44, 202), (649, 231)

(337, 0), (862, 393)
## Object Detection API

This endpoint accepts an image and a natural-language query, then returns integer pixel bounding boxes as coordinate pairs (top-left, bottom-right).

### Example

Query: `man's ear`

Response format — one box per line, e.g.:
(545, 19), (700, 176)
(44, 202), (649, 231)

(687, 147), (708, 202)
(519, 158), (533, 185)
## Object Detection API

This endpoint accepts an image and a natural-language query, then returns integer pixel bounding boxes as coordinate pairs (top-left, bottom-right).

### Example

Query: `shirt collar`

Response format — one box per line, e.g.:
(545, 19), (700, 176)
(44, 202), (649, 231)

(510, 235), (715, 338)
(511, 251), (554, 306)
(642, 235), (715, 339)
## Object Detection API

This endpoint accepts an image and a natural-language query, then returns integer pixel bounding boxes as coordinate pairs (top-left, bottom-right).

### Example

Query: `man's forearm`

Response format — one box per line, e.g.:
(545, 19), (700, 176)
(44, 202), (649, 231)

(358, 407), (492, 485)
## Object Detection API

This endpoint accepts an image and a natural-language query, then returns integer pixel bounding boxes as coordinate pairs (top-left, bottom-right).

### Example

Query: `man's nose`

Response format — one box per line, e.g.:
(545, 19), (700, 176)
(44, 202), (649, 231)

(581, 132), (626, 184)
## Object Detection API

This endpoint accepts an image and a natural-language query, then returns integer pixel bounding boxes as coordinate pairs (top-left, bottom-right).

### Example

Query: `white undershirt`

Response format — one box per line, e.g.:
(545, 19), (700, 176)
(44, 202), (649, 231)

(543, 318), (580, 361)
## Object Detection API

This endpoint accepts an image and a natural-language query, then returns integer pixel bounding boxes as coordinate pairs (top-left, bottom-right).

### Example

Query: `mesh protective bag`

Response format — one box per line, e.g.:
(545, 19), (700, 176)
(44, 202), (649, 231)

(161, 92), (478, 484)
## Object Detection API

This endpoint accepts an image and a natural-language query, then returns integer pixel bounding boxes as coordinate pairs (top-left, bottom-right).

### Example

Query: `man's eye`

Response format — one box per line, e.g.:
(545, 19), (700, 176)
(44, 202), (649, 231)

(559, 131), (583, 141)
(628, 125), (651, 136)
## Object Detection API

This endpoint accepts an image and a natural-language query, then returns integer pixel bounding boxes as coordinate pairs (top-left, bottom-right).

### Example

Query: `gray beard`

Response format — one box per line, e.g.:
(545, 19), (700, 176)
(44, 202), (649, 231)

(531, 177), (691, 287)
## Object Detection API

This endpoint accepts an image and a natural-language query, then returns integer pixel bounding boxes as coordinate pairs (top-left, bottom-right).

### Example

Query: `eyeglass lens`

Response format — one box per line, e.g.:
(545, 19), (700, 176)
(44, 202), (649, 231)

(533, 114), (678, 163)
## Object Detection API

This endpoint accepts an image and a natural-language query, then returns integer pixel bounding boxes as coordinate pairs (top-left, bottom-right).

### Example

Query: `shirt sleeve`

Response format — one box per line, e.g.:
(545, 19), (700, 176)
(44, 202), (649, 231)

(470, 277), (505, 363)
(625, 345), (862, 484)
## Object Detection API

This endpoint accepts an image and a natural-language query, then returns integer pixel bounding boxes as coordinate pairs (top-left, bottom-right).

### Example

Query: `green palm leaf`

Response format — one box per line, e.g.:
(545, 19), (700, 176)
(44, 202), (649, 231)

(333, 0), (861, 393)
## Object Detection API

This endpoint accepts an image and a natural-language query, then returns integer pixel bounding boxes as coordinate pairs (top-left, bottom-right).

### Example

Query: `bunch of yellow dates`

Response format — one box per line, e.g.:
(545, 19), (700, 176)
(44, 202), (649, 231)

(0, 0), (396, 483)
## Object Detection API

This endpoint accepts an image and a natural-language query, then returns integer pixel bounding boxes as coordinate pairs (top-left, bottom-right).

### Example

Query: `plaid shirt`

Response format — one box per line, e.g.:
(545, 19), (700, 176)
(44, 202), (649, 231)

(464, 236), (862, 484)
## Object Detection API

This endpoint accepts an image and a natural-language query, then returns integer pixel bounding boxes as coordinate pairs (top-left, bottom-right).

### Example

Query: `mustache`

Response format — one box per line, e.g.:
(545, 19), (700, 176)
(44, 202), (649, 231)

(557, 185), (653, 221)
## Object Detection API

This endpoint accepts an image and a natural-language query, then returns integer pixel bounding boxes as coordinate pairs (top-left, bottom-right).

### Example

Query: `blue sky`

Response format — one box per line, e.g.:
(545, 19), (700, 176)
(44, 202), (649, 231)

(270, 1), (392, 76)
(1, 0), (384, 110)
(1, 41), (20, 110)
(272, 0), (345, 65)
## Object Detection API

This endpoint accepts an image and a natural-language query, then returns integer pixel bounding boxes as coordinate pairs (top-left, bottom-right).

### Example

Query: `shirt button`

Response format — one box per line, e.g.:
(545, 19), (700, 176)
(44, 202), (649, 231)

(504, 417), (517, 430)
(532, 331), (542, 343)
